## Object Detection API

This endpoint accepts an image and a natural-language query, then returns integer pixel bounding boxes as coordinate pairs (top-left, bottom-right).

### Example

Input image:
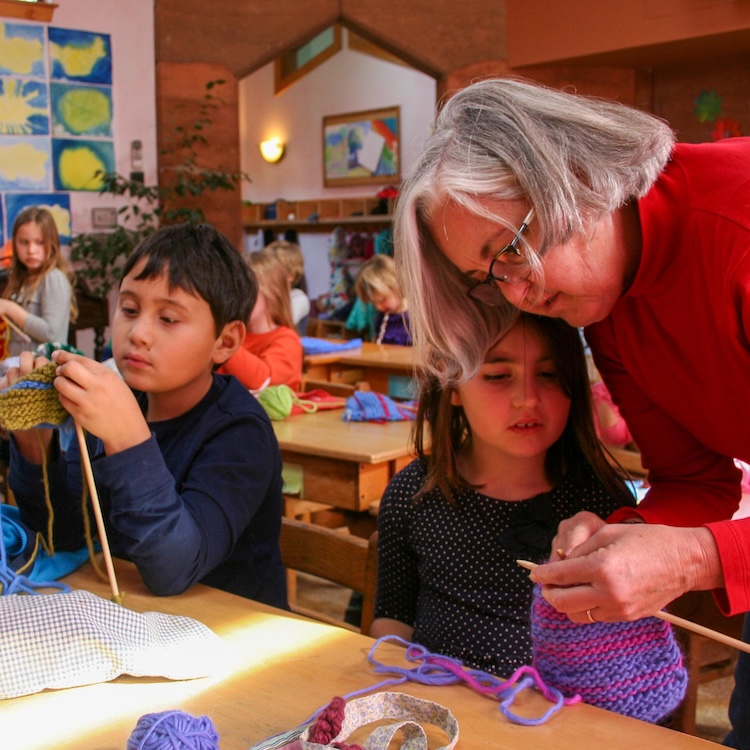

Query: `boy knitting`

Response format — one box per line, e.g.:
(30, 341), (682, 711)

(4, 224), (288, 608)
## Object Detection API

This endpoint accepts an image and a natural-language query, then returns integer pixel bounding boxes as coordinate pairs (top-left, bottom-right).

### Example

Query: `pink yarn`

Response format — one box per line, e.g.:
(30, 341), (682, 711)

(307, 697), (362, 750)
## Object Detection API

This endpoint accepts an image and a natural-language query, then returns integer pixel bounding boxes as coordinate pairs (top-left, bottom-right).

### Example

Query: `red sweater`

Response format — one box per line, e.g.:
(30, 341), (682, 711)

(585, 138), (750, 615)
(219, 326), (302, 391)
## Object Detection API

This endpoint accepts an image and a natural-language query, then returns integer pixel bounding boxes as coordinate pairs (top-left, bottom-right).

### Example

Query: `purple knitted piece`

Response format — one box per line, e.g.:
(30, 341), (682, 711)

(530, 586), (688, 723)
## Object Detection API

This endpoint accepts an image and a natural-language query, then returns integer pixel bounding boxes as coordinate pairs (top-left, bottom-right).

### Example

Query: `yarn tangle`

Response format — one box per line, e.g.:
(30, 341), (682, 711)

(298, 635), (579, 729)
(530, 585), (688, 723)
(127, 710), (220, 750)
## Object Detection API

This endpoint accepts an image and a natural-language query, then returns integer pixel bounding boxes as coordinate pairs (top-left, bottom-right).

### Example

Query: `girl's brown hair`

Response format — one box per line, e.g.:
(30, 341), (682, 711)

(7, 207), (77, 321)
(413, 312), (631, 505)
(246, 250), (295, 330)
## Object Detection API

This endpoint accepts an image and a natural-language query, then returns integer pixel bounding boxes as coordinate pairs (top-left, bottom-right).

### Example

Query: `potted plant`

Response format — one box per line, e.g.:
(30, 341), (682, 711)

(70, 79), (250, 299)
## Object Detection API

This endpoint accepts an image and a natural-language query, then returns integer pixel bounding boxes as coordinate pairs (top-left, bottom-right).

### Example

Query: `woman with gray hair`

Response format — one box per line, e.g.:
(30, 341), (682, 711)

(396, 76), (750, 747)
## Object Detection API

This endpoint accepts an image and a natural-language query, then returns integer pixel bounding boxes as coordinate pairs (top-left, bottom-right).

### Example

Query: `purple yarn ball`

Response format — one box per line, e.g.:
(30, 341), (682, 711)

(127, 710), (220, 750)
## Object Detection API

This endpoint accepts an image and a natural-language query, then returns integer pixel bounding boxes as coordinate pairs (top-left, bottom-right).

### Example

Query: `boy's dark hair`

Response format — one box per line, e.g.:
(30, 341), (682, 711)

(121, 223), (256, 333)
(414, 313), (632, 504)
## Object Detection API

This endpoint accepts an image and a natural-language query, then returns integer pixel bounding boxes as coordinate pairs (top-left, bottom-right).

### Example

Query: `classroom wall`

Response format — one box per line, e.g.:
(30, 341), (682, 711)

(41, 0), (155, 356)
(506, 0), (750, 67)
(238, 32), (437, 299)
(44, 0), (157, 234)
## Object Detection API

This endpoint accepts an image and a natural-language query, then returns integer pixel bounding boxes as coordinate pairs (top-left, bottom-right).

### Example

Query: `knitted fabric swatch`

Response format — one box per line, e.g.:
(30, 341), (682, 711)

(0, 363), (68, 431)
(343, 392), (416, 422)
(530, 585), (688, 723)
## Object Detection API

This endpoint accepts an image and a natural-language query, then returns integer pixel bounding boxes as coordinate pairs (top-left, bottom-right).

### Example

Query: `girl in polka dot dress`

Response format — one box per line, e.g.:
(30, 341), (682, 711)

(372, 312), (635, 677)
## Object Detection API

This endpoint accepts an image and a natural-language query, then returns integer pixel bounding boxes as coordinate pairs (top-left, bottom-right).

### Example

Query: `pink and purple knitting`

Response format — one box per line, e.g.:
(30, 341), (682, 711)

(531, 585), (688, 723)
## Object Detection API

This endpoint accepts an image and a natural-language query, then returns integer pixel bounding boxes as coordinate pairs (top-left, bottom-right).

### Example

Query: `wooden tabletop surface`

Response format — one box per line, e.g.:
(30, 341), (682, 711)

(304, 341), (416, 370)
(336, 342), (417, 371)
(3, 562), (718, 750)
(272, 406), (414, 463)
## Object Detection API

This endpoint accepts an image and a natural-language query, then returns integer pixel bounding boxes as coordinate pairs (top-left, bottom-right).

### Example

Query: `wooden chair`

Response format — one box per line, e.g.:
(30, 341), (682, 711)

(279, 517), (378, 635)
(668, 590), (743, 735)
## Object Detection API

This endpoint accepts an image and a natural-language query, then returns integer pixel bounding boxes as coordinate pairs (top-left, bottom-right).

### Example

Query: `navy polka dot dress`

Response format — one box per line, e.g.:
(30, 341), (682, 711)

(375, 458), (633, 678)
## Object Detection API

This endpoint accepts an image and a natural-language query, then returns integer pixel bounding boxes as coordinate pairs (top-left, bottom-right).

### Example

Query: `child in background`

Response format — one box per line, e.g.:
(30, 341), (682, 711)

(354, 255), (411, 345)
(1, 207), (77, 357)
(220, 250), (303, 391)
(5, 223), (287, 608)
(372, 312), (634, 677)
(266, 239), (310, 335)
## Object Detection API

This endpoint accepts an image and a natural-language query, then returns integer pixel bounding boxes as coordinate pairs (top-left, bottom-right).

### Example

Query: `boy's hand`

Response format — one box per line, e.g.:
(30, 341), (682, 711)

(51, 350), (152, 455)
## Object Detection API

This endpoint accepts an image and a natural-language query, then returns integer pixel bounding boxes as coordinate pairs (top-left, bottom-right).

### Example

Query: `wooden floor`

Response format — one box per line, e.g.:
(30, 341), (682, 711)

(296, 573), (734, 744)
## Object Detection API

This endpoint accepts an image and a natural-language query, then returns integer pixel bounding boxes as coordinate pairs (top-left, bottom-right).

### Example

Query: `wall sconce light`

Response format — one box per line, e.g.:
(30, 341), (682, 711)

(259, 137), (286, 163)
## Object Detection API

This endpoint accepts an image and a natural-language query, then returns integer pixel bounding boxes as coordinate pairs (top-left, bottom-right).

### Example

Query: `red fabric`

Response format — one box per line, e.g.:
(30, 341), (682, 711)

(591, 380), (633, 447)
(289, 389), (347, 415)
(219, 326), (302, 391)
(585, 138), (750, 614)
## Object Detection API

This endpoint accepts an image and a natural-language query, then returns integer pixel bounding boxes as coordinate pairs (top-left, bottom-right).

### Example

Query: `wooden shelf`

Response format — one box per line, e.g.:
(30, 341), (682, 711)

(0, 0), (57, 21)
(243, 196), (394, 233)
(245, 215), (393, 233)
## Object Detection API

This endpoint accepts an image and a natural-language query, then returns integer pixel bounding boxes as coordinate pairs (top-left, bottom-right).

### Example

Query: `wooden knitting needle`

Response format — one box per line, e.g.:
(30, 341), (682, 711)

(516, 559), (750, 656)
(2, 315), (31, 343)
(75, 421), (123, 604)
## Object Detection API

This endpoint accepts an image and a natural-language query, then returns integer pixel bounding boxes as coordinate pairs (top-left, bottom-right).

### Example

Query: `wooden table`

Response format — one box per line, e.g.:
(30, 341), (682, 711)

(305, 342), (418, 395)
(272, 407), (414, 512)
(2, 563), (718, 750)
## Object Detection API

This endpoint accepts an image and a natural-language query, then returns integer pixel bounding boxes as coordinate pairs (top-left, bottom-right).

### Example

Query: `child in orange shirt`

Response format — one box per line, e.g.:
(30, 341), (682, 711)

(220, 250), (303, 391)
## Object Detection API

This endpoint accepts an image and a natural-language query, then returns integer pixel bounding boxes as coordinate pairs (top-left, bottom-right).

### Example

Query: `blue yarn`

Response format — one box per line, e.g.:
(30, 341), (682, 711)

(127, 710), (220, 750)
(0, 504), (70, 596)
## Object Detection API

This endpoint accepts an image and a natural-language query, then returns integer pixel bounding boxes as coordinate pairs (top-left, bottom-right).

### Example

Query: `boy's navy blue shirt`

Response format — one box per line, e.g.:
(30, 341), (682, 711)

(10, 374), (288, 609)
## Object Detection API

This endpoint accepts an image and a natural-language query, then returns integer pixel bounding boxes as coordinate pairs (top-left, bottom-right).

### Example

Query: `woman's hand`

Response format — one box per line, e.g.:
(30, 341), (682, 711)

(51, 349), (151, 455)
(531, 522), (724, 623)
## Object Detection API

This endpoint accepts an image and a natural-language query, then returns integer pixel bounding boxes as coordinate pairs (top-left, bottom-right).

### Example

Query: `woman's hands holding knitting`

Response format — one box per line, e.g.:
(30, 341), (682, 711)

(531, 513), (724, 623)
(51, 349), (152, 456)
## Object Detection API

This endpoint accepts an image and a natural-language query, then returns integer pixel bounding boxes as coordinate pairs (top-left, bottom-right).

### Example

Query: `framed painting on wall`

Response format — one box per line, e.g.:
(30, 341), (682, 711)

(322, 106), (400, 187)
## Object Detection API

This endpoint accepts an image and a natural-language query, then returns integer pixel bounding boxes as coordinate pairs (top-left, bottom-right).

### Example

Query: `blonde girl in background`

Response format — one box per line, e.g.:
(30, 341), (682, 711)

(354, 254), (411, 345)
(219, 249), (303, 391)
(1, 207), (77, 357)
(265, 239), (310, 335)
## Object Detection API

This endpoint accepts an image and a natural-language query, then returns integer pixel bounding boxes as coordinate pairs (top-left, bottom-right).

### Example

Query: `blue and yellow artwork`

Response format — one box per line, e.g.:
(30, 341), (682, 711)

(49, 28), (111, 85)
(5, 192), (72, 245)
(0, 136), (51, 190)
(0, 21), (45, 78)
(52, 137), (114, 191)
(0, 78), (49, 135)
(51, 82), (112, 137)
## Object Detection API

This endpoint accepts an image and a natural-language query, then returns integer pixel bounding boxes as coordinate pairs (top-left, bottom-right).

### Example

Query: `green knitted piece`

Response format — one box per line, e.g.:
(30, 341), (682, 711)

(256, 385), (317, 421)
(0, 363), (69, 431)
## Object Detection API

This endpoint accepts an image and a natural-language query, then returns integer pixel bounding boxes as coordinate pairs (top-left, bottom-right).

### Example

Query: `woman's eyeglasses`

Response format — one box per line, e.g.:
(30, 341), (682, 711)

(466, 208), (535, 306)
